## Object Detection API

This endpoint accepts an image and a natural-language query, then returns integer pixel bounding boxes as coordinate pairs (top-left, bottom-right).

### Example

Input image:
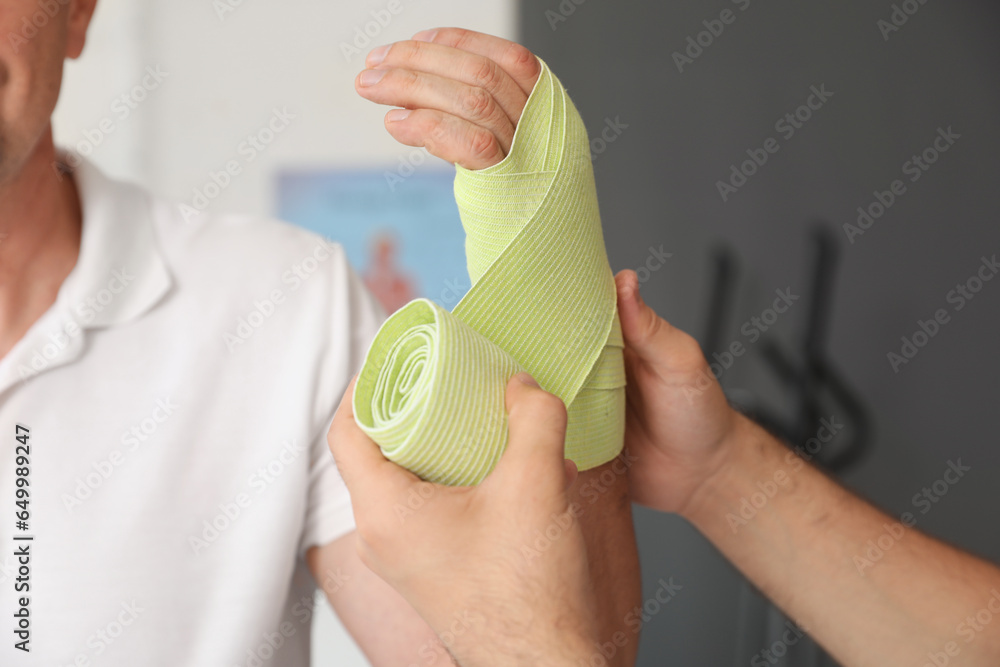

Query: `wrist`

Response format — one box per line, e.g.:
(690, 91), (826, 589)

(681, 413), (766, 529)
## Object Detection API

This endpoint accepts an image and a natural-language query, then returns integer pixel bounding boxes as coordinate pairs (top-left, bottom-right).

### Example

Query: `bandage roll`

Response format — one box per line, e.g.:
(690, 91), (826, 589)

(353, 298), (522, 486)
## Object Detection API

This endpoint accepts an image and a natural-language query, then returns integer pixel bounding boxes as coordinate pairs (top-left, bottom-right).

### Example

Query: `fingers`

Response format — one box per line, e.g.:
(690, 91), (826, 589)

(412, 28), (542, 96)
(328, 377), (420, 507)
(487, 373), (569, 496)
(365, 39), (529, 125)
(355, 67), (515, 155)
(615, 270), (707, 376)
(382, 107), (506, 170)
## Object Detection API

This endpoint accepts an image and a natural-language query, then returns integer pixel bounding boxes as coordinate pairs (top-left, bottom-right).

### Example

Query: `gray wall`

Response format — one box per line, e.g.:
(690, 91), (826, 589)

(520, 1), (1000, 664)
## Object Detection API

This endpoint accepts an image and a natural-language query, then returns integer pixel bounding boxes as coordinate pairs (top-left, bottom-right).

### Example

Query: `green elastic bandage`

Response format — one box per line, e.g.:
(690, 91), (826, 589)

(353, 59), (625, 486)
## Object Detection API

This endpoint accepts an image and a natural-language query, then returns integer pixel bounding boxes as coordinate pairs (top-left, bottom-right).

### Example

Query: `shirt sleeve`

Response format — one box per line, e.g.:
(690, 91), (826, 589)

(298, 243), (386, 556)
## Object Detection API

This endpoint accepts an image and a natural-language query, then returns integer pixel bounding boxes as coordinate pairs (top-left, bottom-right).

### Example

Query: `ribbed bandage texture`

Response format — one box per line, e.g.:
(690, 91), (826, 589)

(353, 60), (625, 486)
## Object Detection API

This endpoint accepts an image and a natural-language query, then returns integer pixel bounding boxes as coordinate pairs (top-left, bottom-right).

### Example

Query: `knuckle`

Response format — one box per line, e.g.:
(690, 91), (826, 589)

(467, 127), (500, 160)
(395, 68), (419, 90)
(504, 43), (539, 80)
(470, 58), (502, 91)
(460, 86), (495, 121)
(532, 391), (568, 426)
(675, 331), (709, 373)
(422, 117), (449, 153)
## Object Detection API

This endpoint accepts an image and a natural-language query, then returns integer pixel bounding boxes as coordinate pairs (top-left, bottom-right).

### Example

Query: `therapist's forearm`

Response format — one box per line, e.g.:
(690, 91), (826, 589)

(684, 414), (1000, 667)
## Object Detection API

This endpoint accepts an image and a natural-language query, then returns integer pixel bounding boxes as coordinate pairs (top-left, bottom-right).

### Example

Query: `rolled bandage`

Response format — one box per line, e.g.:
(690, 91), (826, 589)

(353, 59), (625, 486)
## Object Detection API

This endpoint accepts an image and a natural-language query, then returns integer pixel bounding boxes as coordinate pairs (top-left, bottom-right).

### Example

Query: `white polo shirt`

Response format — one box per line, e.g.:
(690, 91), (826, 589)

(0, 160), (383, 666)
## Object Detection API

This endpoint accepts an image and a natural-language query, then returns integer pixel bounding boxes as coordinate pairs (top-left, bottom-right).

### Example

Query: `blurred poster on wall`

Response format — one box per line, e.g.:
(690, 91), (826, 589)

(276, 168), (471, 315)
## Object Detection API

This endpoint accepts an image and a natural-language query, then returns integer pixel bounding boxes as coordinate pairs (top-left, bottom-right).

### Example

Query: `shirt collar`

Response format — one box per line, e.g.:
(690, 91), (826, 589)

(59, 158), (173, 329)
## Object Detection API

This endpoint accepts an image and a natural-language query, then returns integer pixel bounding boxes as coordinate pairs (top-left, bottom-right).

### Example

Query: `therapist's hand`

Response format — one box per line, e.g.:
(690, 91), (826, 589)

(355, 27), (541, 170)
(615, 269), (744, 518)
(328, 374), (597, 666)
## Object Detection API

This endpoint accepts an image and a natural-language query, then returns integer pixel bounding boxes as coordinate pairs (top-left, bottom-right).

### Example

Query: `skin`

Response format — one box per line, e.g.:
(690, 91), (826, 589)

(349, 27), (642, 665)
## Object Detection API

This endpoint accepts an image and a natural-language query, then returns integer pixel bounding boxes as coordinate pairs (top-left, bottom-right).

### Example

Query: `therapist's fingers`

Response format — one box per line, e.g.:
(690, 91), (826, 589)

(486, 373), (569, 498)
(327, 377), (419, 507)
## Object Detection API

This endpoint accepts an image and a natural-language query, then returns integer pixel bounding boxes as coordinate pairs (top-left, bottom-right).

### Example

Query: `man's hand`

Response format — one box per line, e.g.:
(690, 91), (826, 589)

(617, 270), (1000, 667)
(355, 28), (542, 170)
(615, 269), (743, 517)
(328, 374), (597, 666)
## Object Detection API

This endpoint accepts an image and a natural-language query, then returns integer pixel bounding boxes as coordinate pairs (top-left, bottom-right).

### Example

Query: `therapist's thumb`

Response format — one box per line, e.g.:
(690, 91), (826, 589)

(490, 373), (570, 494)
(616, 269), (706, 375)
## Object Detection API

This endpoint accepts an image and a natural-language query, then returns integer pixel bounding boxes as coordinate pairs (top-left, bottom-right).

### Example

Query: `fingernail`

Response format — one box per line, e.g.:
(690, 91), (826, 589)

(367, 44), (390, 67)
(515, 372), (539, 388)
(412, 29), (438, 42)
(358, 69), (386, 87)
(386, 108), (411, 122)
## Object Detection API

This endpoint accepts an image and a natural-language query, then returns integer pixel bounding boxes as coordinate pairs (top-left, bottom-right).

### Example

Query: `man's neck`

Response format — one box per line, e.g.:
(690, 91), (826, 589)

(0, 128), (83, 359)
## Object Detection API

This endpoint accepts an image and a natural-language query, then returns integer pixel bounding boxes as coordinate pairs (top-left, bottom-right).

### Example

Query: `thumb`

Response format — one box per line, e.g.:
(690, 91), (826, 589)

(328, 377), (420, 508)
(615, 269), (705, 375)
(486, 373), (569, 496)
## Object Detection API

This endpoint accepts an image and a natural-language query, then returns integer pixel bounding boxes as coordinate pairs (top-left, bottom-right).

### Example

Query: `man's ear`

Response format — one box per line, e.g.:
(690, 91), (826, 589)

(66, 0), (99, 60)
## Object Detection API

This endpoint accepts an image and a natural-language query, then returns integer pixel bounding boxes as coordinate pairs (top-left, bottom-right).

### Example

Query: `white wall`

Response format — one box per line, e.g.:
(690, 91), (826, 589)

(54, 0), (517, 217)
(53, 1), (517, 665)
